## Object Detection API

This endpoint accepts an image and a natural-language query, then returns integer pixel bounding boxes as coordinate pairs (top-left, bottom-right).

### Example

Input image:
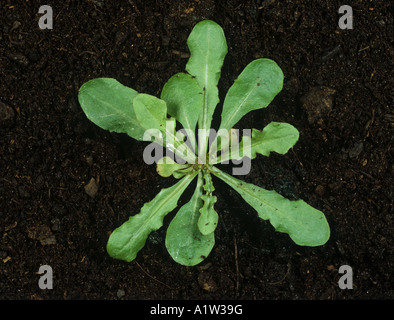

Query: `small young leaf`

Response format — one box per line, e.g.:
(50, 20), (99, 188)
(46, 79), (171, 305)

(198, 171), (218, 235)
(143, 117), (198, 165)
(156, 156), (190, 178)
(133, 93), (167, 132)
(219, 59), (284, 131)
(186, 20), (228, 156)
(211, 167), (330, 247)
(172, 170), (189, 179)
(133, 94), (198, 163)
(78, 78), (146, 140)
(107, 172), (197, 262)
(166, 172), (215, 266)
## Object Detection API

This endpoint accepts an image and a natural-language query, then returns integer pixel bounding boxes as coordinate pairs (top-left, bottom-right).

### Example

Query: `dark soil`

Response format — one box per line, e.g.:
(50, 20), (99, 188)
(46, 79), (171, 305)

(0, 0), (392, 300)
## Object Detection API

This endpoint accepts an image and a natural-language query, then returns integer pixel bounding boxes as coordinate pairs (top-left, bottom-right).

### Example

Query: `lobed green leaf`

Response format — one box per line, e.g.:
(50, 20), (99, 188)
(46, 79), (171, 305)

(211, 167), (330, 247)
(217, 122), (299, 163)
(248, 122), (299, 157)
(107, 172), (197, 262)
(198, 171), (218, 235)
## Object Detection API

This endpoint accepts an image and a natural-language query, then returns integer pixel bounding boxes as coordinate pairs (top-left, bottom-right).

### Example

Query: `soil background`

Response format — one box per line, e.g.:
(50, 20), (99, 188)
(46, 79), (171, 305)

(0, 0), (392, 300)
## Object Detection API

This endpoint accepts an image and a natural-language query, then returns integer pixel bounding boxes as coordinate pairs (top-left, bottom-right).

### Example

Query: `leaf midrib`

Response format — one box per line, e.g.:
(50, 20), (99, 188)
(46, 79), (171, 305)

(220, 83), (258, 131)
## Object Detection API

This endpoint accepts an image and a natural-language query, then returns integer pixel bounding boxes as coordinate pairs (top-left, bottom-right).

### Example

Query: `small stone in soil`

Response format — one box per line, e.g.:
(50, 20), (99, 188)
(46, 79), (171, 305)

(117, 289), (125, 298)
(84, 178), (99, 198)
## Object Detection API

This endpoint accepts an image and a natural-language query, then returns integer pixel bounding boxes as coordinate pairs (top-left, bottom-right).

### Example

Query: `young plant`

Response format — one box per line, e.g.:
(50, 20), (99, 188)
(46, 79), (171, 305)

(78, 20), (330, 266)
